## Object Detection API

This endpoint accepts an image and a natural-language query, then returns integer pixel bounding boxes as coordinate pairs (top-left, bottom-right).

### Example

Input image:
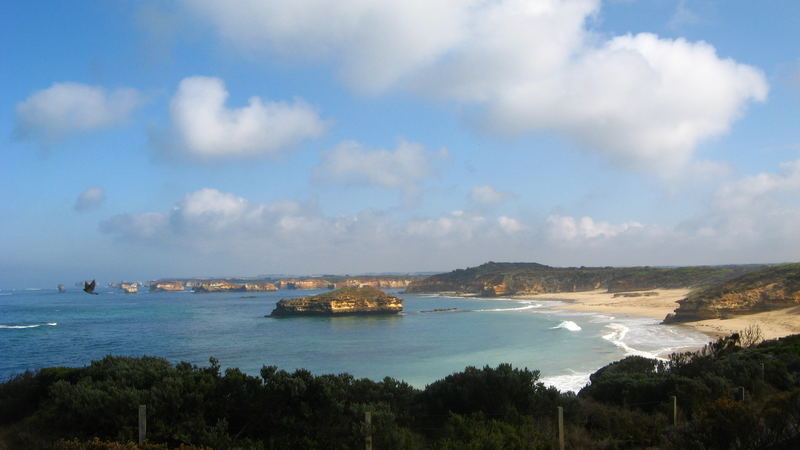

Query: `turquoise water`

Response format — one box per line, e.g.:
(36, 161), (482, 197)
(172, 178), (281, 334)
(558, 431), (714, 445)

(0, 288), (710, 390)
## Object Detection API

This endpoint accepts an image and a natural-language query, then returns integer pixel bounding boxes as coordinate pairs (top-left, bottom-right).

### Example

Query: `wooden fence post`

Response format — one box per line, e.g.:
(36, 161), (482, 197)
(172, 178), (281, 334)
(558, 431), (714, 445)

(557, 406), (565, 450)
(364, 410), (372, 450)
(671, 396), (677, 426)
(138, 404), (146, 445)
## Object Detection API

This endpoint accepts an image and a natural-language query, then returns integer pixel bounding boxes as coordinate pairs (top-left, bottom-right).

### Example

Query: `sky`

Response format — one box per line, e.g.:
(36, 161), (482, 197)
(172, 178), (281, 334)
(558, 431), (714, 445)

(2, 0), (799, 287)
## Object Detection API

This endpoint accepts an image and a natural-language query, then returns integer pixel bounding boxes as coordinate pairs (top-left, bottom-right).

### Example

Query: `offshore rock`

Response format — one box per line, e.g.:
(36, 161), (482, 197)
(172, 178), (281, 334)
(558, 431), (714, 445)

(270, 287), (403, 317)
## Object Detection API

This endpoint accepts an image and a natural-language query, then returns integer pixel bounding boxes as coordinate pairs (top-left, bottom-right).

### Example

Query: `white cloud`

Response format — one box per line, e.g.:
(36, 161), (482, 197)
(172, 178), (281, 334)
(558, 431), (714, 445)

(99, 184), (800, 274)
(15, 82), (142, 142)
(469, 185), (512, 206)
(183, 0), (768, 173)
(161, 76), (328, 160)
(314, 140), (444, 191)
(546, 215), (643, 241)
(74, 186), (107, 212)
(497, 216), (524, 233)
(714, 160), (800, 211)
(100, 188), (532, 272)
(182, 0), (468, 94)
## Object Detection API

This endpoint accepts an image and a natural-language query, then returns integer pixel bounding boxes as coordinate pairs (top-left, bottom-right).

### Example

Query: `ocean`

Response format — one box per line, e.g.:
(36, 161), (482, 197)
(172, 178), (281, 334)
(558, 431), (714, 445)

(0, 287), (710, 392)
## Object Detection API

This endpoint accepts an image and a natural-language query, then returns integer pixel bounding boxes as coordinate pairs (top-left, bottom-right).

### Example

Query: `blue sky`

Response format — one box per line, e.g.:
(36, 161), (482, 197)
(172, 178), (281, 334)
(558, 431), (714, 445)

(2, 0), (799, 287)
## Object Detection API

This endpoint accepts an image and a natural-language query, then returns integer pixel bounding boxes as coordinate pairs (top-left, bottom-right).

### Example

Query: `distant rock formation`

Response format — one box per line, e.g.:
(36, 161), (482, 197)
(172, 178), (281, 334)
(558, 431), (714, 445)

(664, 263), (800, 323)
(276, 277), (414, 290)
(193, 280), (278, 293)
(149, 281), (185, 292)
(270, 287), (403, 317)
(119, 283), (138, 294)
(57, 284), (65, 293)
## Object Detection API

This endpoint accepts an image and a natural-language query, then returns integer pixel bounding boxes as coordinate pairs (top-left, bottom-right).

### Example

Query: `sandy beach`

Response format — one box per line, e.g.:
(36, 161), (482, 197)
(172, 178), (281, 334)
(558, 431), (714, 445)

(518, 289), (800, 340)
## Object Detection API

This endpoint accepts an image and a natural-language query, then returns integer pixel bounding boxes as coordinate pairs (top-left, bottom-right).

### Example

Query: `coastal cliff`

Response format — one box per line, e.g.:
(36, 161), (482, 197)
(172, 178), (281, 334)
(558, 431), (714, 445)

(405, 262), (762, 296)
(270, 287), (403, 317)
(664, 263), (800, 323)
(192, 280), (278, 293)
(149, 281), (185, 292)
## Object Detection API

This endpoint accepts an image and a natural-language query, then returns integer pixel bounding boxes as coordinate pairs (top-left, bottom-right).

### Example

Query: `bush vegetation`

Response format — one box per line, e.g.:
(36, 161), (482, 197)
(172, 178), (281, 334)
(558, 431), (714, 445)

(2, 332), (800, 449)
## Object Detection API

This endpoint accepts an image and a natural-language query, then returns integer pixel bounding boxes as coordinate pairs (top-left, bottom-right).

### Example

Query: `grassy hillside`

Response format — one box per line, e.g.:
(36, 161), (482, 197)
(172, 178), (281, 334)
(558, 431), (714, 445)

(405, 261), (763, 296)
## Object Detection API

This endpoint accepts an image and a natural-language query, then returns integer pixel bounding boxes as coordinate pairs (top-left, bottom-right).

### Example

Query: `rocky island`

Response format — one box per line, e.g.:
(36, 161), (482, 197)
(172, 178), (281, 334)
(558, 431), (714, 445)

(270, 286), (403, 317)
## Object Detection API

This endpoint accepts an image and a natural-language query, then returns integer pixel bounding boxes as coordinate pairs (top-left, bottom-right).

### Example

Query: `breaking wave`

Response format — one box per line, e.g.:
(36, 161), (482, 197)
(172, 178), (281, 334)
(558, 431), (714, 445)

(474, 302), (542, 312)
(542, 370), (592, 393)
(0, 322), (58, 329)
(551, 320), (582, 331)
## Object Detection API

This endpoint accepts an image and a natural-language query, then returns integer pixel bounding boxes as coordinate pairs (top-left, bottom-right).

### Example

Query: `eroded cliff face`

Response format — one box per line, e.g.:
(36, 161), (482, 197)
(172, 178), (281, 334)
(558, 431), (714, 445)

(150, 281), (185, 292)
(664, 264), (800, 323)
(119, 283), (138, 294)
(666, 284), (800, 322)
(270, 287), (403, 316)
(193, 281), (278, 293)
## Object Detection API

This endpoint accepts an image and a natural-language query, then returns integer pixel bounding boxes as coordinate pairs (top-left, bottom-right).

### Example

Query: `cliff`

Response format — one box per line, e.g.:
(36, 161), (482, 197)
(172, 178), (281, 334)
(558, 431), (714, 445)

(192, 280), (279, 293)
(405, 262), (762, 296)
(149, 281), (185, 292)
(664, 263), (800, 323)
(270, 287), (403, 317)
(119, 283), (138, 294)
(276, 277), (414, 290)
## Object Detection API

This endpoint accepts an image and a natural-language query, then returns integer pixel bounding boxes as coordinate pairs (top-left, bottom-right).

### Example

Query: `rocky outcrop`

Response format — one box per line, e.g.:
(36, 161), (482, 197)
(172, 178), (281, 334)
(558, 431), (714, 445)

(275, 277), (414, 290)
(270, 287), (403, 317)
(57, 284), (66, 293)
(244, 282), (278, 291)
(150, 281), (185, 292)
(664, 263), (800, 323)
(278, 279), (335, 290)
(119, 283), (138, 294)
(406, 262), (762, 297)
(193, 280), (279, 293)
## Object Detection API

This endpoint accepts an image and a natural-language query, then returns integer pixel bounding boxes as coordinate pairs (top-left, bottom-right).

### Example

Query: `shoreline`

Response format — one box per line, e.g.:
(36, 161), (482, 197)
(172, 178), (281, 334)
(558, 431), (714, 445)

(514, 289), (800, 341)
(423, 289), (800, 342)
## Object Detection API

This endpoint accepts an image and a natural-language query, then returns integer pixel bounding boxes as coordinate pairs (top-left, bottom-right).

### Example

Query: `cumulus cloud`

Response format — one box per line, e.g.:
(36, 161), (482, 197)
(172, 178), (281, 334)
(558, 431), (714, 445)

(100, 188), (534, 272)
(15, 82), (142, 143)
(469, 185), (513, 207)
(183, 0), (768, 172)
(714, 160), (800, 211)
(160, 76), (328, 160)
(74, 186), (107, 212)
(314, 140), (445, 191)
(182, 0), (467, 93)
(100, 183), (800, 274)
(546, 215), (644, 241)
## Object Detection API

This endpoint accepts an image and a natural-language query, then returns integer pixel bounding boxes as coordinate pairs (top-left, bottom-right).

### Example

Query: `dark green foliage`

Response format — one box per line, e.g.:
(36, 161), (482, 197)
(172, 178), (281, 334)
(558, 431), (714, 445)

(3, 334), (800, 448)
(405, 261), (762, 295)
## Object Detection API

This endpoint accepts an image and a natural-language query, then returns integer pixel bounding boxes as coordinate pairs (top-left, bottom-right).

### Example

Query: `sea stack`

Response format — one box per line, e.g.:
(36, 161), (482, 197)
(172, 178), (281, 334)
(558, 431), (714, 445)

(270, 287), (403, 317)
(57, 284), (65, 293)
